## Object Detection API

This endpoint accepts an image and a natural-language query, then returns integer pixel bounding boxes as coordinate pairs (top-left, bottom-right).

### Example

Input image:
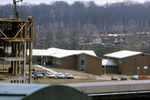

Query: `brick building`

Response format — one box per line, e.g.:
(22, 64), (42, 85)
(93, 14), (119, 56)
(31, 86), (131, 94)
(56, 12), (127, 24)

(104, 50), (150, 75)
(31, 48), (102, 75)
(102, 59), (118, 74)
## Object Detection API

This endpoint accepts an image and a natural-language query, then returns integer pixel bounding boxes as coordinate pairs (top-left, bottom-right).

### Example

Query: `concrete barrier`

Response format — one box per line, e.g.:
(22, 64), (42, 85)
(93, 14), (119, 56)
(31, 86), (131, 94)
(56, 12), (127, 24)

(64, 80), (150, 94)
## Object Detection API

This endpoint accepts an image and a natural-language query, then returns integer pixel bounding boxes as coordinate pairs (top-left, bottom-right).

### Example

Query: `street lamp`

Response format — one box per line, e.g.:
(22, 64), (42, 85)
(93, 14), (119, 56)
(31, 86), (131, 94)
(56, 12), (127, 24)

(104, 65), (106, 76)
(44, 63), (46, 77)
(41, 56), (43, 66)
(137, 67), (139, 76)
(144, 66), (148, 75)
(44, 63), (45, 67)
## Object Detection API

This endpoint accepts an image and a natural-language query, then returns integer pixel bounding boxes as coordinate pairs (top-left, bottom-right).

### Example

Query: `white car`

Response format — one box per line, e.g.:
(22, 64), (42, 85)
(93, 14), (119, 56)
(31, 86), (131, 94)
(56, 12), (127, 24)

(56, 73), (65, 79)
(46, 73), (56, 78)
(64, 73), (74, 79)
(132, 75), (138, 80)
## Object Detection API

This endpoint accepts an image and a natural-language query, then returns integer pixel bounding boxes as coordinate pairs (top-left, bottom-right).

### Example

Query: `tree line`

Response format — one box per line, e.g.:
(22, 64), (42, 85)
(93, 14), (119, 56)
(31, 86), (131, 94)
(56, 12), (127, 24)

(1, 1), (150, 32)
(0, 1), (150, 50)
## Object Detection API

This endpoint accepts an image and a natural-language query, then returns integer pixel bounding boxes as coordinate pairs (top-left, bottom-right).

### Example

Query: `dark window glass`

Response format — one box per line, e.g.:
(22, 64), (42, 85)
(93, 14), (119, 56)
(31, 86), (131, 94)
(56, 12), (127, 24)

(81, 60), (84, 65)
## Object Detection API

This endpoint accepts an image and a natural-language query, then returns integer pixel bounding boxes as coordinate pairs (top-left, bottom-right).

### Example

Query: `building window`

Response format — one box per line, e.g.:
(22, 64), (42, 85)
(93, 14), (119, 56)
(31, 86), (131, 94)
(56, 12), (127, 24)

(81, 65), (84, 71)
(36, 58), (41, 62)
(56, 58), (58, 64)
(33, 57), (36, 63)
(52, 58), (54, 63)
(102, 66), (111, 69)
(52, 58), (57, 63)
(80, 54), (85, 71)
(107, 66), (110, 69)
(141, 54), (144, 56)
(81, 60), (84, 65)
(58, 59), (61, 65)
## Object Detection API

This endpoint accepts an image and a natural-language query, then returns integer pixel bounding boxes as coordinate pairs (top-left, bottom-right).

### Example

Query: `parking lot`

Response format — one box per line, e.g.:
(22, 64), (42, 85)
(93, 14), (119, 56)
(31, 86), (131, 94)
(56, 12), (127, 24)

(30, 65), (134, 84)
(0, 64), (133, 84)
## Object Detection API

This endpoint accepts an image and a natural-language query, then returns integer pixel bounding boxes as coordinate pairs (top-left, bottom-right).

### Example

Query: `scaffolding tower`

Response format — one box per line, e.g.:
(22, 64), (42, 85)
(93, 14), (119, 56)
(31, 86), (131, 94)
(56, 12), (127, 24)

(0, 16), (33, 83)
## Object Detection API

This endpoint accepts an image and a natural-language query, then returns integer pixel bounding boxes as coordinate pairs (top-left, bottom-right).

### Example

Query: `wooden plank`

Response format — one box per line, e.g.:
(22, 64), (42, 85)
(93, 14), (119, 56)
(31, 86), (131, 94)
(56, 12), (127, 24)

(0, 19), (25, 22)
(23, 20), (28, 38)
(26, 57), (32, 61)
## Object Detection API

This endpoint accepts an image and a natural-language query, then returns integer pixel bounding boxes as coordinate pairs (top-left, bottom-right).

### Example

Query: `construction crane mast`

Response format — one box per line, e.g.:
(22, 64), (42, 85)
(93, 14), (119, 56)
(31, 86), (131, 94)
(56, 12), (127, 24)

(13, 0), (23, 19)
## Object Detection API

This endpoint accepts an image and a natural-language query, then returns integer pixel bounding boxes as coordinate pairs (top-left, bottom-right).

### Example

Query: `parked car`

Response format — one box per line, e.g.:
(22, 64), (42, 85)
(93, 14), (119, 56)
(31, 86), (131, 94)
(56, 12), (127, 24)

(25, 72), (29, 76)
(138, 76), (150, 80)
(121, 76), (127, 80)
(111, 76), (118, 80)
(41, 71), (48, 76)
(34, 73), (44, 78)
(132, 75), (138, 80)
(56, 73), (65, 79)
(46, 73), (56, 78)
(32, 71), (36, 75)
(25, 72), (34, 78)
(64, 73), (74, 79)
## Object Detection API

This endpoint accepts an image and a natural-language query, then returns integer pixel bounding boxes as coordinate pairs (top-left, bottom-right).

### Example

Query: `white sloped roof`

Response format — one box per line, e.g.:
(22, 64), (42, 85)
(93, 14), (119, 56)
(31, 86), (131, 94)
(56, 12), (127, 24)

(104, 50), (142, 59)
(102, 59), (118, 66)
(31, 49), (50, 56)
(32, 47), (97, 58)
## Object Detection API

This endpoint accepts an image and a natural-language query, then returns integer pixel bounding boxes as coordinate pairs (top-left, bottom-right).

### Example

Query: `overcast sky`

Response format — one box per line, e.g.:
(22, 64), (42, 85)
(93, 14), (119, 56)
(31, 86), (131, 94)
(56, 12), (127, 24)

(1, 0), (149, 5)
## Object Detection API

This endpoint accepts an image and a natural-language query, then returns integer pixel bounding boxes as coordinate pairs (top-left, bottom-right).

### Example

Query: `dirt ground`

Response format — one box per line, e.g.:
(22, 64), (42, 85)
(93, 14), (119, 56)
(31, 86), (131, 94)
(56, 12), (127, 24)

(0, 64), (132, 84)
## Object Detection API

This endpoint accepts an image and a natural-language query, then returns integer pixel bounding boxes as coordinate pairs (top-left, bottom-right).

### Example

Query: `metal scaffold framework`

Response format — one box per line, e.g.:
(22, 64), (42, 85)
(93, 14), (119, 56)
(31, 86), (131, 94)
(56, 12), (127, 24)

(0, 16), (34, 83)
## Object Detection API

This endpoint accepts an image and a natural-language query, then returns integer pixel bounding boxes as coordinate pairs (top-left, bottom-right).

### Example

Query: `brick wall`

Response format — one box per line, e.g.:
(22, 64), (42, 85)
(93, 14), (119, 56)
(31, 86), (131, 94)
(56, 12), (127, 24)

(77, 55), (81, 71)
(52, 54), (102, 75)
(62, 56), (77, 69)
(109, 54), (150, 75)
(53, 56), (77, 70)
(85, 55), (102, 75)
(105, 66), (118, 74)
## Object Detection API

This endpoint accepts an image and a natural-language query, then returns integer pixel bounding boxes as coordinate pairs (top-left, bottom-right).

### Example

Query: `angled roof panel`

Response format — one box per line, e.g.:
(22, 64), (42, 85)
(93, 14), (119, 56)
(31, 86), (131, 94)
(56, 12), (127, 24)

(31, 47), (97, 58)
(102, 59), (118, 66)
(104, 50), (143, 59)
